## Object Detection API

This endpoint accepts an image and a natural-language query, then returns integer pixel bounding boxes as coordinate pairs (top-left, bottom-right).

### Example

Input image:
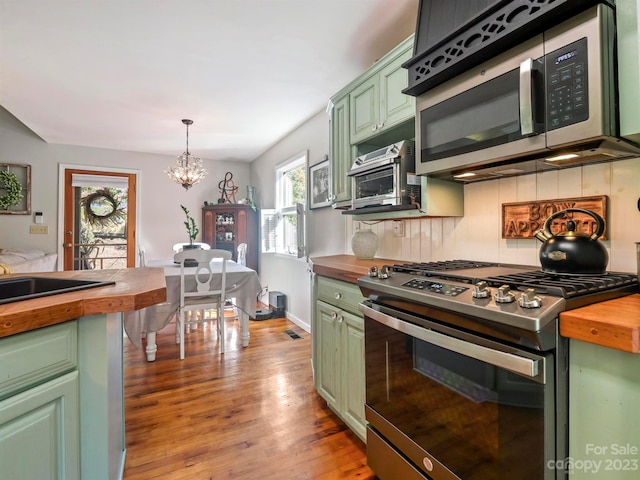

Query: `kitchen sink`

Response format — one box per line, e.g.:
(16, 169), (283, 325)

(0, 276), (116, 305)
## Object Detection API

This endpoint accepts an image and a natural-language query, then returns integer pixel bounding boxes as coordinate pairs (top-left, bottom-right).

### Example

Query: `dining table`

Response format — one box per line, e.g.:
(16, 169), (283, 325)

(123, 258), (262, 361)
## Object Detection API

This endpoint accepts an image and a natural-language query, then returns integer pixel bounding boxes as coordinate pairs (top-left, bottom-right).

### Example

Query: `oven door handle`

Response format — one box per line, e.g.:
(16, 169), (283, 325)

(360, 303), (540, 379)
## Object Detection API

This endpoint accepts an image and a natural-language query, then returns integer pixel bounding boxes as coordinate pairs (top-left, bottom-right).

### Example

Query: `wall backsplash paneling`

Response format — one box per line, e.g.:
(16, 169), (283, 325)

(346, 158), (640, 272)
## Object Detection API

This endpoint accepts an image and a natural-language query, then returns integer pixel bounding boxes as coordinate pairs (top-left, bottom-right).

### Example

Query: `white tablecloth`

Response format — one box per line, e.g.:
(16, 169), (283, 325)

(123, 259), (261, 360)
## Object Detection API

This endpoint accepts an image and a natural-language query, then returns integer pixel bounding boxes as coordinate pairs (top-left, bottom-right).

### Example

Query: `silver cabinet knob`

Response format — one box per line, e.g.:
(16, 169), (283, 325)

(334, 292), (342, 300)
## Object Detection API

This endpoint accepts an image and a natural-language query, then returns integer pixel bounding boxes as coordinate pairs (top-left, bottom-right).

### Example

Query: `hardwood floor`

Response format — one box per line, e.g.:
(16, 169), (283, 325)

(123, 315), (375, 479)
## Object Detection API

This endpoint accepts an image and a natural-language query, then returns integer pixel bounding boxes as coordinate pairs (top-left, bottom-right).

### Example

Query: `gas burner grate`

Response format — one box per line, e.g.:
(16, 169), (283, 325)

(391, 260), (497, 275)
(485, 271), (639, 299)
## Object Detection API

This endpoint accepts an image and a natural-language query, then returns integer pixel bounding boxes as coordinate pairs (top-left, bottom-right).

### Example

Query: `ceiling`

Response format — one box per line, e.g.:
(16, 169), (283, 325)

(0, 0), (419, 163)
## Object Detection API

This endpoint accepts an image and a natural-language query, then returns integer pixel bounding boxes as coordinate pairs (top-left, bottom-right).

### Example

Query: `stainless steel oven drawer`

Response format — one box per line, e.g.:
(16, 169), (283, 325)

(367, 426), (427, 480)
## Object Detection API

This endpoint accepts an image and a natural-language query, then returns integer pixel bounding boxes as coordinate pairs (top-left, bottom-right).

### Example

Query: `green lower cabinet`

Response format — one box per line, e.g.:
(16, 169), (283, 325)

(0, 371), (80, 479)
(314, 276), (367, 442)
(569, 339), (640, 479)
(316, 300), (340, 410)
(341, 311), (366, 438)
(0, 313), (125, 480)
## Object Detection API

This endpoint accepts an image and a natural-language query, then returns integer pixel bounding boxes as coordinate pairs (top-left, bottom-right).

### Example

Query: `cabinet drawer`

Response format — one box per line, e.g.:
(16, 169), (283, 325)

(0, 321), (78, 400)
(317, 276), (365, 315)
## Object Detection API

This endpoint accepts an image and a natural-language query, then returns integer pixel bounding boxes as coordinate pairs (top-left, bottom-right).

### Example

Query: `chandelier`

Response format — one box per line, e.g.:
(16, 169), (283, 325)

(166, 119), (207, 190)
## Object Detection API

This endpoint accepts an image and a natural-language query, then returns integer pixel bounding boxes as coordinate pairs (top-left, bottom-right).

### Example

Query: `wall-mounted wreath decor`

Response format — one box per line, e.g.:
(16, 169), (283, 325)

(80, 188), (126, 227)
(0, 163), (31, 215)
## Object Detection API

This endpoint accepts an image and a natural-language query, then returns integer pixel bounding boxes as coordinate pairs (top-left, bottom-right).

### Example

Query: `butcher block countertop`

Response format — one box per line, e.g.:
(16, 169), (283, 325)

(311, 255), (640, 354)
(310, 254), (399, 284)
(560, 294), (640, 353)
(0, 268), (166, 339)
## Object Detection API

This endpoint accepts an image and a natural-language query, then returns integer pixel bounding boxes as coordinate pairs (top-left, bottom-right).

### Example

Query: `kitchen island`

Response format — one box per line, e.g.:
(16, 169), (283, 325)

(0, 267), (166, 480)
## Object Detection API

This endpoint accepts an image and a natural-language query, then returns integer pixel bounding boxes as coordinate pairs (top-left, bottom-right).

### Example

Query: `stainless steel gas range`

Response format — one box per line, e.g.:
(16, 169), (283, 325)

(357, 260), (638, 480)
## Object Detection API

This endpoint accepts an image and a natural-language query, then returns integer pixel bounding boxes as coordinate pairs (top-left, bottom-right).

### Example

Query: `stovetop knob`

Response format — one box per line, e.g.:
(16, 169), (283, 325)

(472, 281), (491, 298)
(378, 265), (390, 279)
(519, 288), (542, 309)
(494, 285), (516, 303)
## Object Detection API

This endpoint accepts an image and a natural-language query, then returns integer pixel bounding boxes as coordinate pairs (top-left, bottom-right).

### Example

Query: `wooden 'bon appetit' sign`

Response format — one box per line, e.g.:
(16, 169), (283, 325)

(502, 195), (608, 240)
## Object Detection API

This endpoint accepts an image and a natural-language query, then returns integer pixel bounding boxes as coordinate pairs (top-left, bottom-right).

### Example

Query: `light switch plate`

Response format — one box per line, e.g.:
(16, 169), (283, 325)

(30, 225), (48, 234)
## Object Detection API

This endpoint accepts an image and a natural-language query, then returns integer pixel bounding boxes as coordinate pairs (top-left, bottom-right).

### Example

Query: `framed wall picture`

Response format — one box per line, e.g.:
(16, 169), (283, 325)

(0, 163), (31, 215)
(309, 157), (330, 209)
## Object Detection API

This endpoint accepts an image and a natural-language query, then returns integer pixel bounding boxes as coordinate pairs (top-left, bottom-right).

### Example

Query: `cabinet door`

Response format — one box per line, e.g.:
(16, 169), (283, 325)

(330, 95), (352, 206)
(341, 310), (366, 441)
(315, 300), (340, 411)
(0, 371), (80, 480)
(350, 76), (380, 144)
(202, 208), (216, 249)
(380, 48), (415, 132)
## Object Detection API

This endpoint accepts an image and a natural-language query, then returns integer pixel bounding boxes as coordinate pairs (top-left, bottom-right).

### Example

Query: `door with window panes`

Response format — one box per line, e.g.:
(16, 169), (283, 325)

(262, 152), (306, 257)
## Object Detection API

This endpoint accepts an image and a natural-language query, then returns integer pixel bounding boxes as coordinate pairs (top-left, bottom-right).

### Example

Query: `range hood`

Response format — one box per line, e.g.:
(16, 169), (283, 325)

(427, 135), (640, 183)
(403, 0), (604, 96)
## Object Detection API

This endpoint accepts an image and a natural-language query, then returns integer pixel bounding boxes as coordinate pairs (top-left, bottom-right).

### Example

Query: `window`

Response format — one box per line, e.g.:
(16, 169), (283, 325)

(262, 151), (306, 257)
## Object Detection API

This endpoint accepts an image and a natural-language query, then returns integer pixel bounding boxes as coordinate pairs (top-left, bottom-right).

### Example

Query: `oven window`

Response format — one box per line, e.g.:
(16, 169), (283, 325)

(355, 169), (394, 199)
(366, 318), (552, 480)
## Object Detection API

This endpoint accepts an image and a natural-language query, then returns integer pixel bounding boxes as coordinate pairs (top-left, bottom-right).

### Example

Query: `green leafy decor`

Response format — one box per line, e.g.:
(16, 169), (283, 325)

(181, 205), (199, 245)
(0, 170), (23, 210)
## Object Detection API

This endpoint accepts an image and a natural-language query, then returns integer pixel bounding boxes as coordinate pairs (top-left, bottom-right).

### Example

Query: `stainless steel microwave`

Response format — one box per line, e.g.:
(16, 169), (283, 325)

(416, 4), (640, 182)
(347, 140), (420, 209)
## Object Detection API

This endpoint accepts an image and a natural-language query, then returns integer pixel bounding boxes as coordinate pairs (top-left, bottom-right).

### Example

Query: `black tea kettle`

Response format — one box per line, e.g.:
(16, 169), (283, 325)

(534, 208), (608, 274)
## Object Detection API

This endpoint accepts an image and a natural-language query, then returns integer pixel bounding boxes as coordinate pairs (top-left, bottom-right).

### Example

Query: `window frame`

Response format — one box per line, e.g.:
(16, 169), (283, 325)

(262, 150), (307, 258)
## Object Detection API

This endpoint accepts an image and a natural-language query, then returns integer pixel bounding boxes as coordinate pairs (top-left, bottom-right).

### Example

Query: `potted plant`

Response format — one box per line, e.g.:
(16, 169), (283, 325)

(180, 205), (200, 249)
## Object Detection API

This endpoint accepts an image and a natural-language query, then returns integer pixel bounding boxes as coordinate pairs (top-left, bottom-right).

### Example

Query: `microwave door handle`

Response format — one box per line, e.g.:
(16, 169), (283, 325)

(519, 58), (535, 136)
(360, 303), (540, 379)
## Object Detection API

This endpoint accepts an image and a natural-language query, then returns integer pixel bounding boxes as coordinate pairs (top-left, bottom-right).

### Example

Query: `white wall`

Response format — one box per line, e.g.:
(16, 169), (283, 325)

(0, 107), (251, 263)
(250, 110), (348, 331)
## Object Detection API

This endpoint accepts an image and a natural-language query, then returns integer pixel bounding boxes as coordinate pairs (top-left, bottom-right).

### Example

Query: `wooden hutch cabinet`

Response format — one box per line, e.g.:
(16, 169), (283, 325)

(202, 204), (259, 272)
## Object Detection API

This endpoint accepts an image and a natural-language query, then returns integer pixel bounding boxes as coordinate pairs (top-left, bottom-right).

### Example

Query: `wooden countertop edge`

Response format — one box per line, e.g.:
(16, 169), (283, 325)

(311, 255), (640, 354)
(310, 254), (398, 284)
(560, 294), (640, 353)
(0, 268), (167, 339)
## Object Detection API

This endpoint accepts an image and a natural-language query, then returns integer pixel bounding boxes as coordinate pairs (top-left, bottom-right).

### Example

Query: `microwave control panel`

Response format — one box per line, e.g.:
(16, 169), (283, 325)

(545, 37), (589, 131)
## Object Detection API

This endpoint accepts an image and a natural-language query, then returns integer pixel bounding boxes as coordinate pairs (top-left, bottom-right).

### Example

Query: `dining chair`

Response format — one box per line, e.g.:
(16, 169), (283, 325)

(172, 242), (211, 253)
(174, 248), (232, 359)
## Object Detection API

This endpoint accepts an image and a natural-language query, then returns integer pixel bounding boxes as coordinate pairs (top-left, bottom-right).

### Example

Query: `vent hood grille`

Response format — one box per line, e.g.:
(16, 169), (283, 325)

(404, 0), (603, 96)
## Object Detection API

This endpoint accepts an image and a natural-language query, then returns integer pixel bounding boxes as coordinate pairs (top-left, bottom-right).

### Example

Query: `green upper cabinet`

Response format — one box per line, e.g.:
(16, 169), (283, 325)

(328, 35), (415, 209)
(329, 95), (352, 207)
(349, 77), (379, 144)
(349, 38), (415, 145)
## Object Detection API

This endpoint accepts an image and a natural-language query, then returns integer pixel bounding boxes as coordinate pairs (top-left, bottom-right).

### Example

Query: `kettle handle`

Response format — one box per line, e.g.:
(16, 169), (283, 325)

(542, 208), (605, 241)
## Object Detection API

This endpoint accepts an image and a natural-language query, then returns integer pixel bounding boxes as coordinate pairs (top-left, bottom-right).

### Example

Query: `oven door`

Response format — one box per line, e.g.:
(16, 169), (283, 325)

(351, 164), (399, 209)
(416, 34), (547, 177)
(361, 303), (556, 480)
